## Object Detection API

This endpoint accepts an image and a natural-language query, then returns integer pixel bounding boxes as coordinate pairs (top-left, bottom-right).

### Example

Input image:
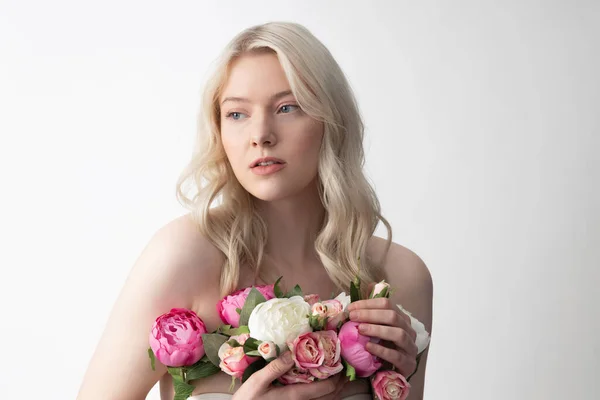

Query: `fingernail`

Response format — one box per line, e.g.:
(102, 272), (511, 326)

(358, 323), (367, 333)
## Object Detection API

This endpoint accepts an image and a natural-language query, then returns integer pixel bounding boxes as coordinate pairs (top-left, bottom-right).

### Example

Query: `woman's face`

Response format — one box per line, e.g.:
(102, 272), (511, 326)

(219, 52), (324, 202)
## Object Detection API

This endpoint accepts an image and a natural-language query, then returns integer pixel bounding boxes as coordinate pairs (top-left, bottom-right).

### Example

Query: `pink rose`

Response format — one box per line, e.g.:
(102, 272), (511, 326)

(278, 365), (316, 384)
(230, 333), (250, 345)
(322, 299), (347, 330)
(218, 341), (259, 379)
(370, 280), (391, 299)
(311, 302), (327, 317)
(217, 284), (275, 327)
(258, 340), (277, 359)
(149, 308), (207, 367)
(371, 370), (411, 400)
(289, 330), (343, 379)
(339, 321), (382, 377)
(304, 294), (321, 306)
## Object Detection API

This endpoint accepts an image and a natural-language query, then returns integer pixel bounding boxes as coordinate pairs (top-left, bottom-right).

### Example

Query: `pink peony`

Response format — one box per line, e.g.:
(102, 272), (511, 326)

(278, 365), (316, 384)
(339, 321), (382, 377)
(304, 294), (321, 306)
(218, 340), (259, 379)
(371, 370), (411, 400)
(289, 330), (343, 379)
(217, 284), (275, 327)
(149, 308), (207, 367)
(322, 299), (347, 330)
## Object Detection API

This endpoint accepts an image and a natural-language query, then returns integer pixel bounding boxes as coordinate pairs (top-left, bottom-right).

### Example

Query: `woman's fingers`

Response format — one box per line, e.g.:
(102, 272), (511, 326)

(365, 341), (417, 377)
(278, 374), (339, 399)
(358, 324), (418, 357)
(349, 309), (416, 340)
(248, 351), (295, 388)
(312, 375), (348, 400)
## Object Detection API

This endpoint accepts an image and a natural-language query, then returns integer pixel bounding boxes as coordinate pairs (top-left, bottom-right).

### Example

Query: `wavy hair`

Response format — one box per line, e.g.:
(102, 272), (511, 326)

(176, 21), (392, 297)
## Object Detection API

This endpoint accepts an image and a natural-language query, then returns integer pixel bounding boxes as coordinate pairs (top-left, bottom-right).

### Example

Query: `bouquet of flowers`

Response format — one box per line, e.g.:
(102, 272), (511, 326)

(148, 276), (430, 400)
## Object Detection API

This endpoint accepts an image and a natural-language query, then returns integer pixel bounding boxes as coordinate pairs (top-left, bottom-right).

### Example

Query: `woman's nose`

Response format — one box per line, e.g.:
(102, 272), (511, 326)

(251, 114), (277, 147)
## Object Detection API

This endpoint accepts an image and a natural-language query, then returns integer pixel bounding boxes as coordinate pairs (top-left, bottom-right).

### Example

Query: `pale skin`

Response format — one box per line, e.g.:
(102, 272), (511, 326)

(76, 51), (432, 400)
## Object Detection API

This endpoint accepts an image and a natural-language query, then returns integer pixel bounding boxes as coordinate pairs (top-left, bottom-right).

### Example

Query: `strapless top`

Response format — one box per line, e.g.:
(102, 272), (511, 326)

(188, 394), (371, 400)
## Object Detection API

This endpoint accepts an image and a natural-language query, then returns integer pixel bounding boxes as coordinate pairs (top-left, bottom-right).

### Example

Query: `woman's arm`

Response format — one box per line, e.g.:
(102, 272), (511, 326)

(380, 241), (434, 400)
(77, 215), (223, 400)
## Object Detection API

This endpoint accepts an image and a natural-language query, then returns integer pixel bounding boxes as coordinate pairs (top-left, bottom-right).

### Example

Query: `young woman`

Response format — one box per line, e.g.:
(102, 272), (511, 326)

(78, 21), (433, 400)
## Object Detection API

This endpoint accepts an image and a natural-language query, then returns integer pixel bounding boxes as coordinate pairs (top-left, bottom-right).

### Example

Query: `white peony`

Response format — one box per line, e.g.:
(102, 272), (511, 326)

(397, 304), (431, 354)
(334, 292), (351, 311)
(248, 296), (312, 350)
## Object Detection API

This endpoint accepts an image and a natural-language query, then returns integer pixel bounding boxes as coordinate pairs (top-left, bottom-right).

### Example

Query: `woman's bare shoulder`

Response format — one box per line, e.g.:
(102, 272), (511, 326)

(77, 213), (224, 399)
(366, 235), (433, 317)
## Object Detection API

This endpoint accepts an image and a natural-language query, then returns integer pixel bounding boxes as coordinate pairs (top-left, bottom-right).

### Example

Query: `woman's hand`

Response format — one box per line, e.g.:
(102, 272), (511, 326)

(347, 297), (419, 378)
(232, 351), (342, 400)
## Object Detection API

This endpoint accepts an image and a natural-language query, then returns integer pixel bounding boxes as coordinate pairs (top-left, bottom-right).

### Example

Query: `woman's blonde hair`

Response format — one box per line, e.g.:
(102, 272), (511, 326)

(176, 21), (392, 297)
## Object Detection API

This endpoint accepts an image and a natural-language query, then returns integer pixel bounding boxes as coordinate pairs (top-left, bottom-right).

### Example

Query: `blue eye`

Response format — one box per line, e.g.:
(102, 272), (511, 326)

(225, 111), (246, 120)
(279, 104), (299, 114)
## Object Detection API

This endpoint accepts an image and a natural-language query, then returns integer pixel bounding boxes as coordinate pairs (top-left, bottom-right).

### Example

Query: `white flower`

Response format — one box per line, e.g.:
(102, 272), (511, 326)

(257, 340), (277, 360)
(334, 292), (351, 311)
(397, 304), (430, 354)
(248, 296), (312, 350)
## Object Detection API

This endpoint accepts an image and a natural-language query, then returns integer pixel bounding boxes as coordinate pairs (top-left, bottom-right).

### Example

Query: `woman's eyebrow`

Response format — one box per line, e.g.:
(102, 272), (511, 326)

(221, 90), (293, 105)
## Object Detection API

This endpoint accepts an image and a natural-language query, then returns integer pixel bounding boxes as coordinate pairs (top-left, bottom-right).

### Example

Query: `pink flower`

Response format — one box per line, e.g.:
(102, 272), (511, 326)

(278, 365), (316, 384)
(289, 330), (343, 379)
(218, 341), (259, 379)
(217, 284), (275, 327)
(311, 302), (327, 317)
(322, 299), (347, 330)
(370, 280), (391, 298)
(230, 333), (250, 345)
(339, 321), (382, 377)
(304, 294), (321, 306)
(257, 340), (277, 359)
(149, 308), (207, 367)
(371, 370), (411, 400)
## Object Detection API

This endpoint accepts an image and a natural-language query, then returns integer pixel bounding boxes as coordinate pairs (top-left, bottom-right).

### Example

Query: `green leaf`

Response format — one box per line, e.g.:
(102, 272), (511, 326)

(227, 339), (242, 347)
(243, 337), (261, 353)
(221, 325), (250, 336)
(202, 333), (229, 367)
(274, 276), (285, 298)
(241, 358), (267, 383)
(245, 349), (261, 357)
(343, 359), (356, 381)
(235, 308), (242, 315)
(285, 284), (303, 298)
(186, 361), (220, 381)
(350, 280), (361, 303)
(217, 324), (232, 334)
(239, 287), (268, 326)
(172, 378), (195, 400)
(275, 344), (281, 356)
(167, 367), (182, 382)
(309, 314), (326, 331)
(148, 347), (156, 371)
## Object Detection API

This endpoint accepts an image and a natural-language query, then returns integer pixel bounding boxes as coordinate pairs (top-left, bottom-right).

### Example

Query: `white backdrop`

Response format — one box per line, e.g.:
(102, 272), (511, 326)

(1, 1), (598, 399)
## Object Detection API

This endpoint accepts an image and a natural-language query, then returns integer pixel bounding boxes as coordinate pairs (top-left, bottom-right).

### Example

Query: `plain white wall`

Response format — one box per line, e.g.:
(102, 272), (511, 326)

(0, 1), (598, 399)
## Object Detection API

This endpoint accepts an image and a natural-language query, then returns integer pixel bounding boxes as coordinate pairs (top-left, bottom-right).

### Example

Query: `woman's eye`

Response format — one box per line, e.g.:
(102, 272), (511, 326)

(225, 111), (246, 120)
(279, 104), (299, 114)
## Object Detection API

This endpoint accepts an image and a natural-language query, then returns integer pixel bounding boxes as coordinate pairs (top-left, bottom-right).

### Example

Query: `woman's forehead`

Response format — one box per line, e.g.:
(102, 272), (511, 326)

(220, 53), (293, 104)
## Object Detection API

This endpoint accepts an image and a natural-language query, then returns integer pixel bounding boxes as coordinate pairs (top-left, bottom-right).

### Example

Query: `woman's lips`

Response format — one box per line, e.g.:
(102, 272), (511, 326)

(251, 162), (286, 175)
